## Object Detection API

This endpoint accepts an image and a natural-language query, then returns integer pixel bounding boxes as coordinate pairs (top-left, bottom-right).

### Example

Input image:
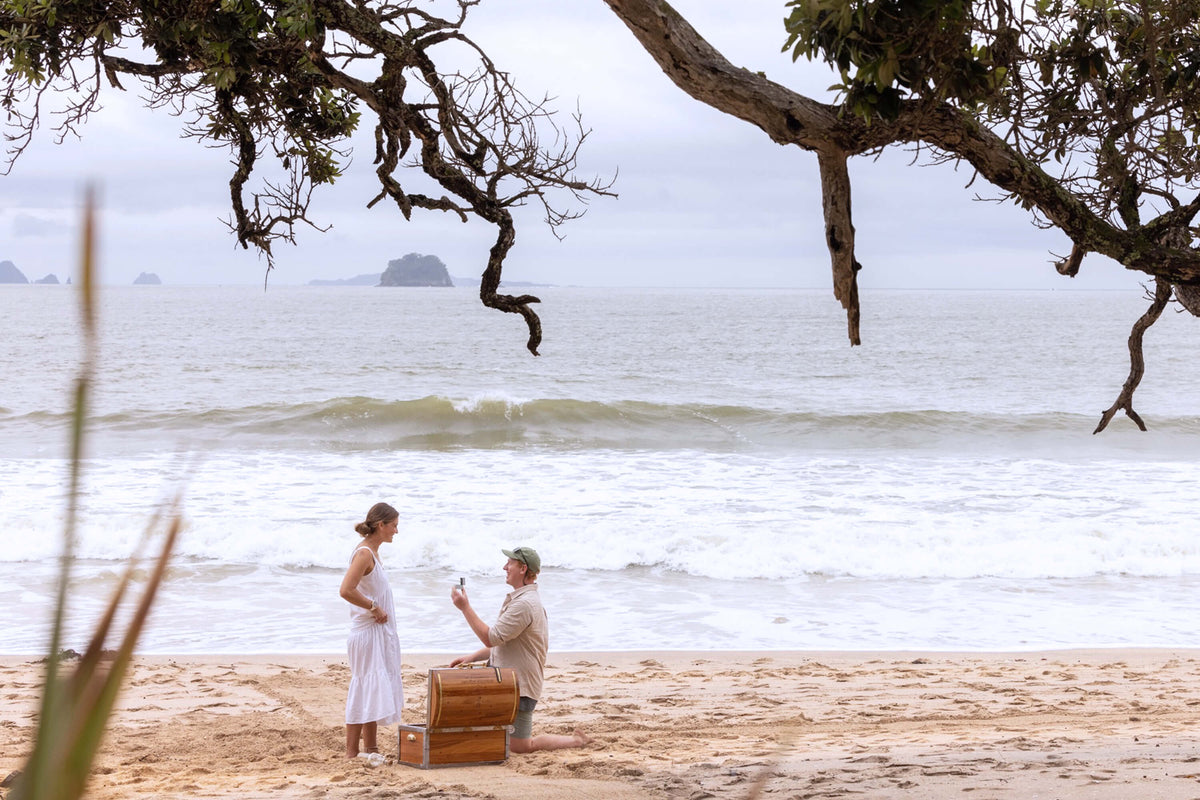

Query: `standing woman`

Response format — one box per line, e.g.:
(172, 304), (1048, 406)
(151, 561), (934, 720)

(339, 501), (405, 758)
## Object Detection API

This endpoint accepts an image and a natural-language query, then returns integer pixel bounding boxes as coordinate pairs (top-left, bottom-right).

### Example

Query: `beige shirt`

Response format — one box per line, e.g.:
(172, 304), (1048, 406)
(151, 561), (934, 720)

(487, 583), (548, 701)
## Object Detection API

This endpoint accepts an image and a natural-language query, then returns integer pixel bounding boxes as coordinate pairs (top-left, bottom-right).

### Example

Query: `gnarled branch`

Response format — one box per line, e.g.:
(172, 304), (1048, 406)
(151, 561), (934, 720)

(479, 215), (541, 355)
(1093, 278), (1172, 434)
(817, 148), (861, 345)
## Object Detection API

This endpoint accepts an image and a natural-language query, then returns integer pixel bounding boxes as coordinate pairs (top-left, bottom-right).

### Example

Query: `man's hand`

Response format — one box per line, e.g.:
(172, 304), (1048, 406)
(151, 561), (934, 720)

(451, 587), (494, 647)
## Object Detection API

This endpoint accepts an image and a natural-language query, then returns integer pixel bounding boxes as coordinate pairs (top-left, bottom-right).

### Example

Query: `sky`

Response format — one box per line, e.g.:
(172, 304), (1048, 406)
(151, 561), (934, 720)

(0, 0), (1145, 290)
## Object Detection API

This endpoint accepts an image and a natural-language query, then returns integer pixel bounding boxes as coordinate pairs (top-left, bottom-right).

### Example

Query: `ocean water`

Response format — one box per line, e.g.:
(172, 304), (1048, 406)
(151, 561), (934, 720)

(2, 284), (1199, 655)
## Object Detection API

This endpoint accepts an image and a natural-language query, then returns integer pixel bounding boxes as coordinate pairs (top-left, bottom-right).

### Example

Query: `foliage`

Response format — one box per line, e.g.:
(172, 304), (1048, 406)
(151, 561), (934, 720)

(999, 1), (1200, 226)
(603, 0), (1200, 431)
(10, 190), (181, 800)
(0, 0), (615, 353)
(783, 0), (1013, 119)
(777, 0), (1200, 429)
(783, 0), (1200, 235)
(776, 0), (1200, 429)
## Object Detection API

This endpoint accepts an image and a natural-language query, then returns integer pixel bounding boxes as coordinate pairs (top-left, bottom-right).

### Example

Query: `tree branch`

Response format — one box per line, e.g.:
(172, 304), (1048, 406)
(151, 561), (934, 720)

(1093, 278), (1172, 434)
(1054, 242), (1084, 277)
(602, 0), (843, 150)
(479, 214), (542, 355)
(817, 148), (861, 345)
(602, 0), (1200, 291)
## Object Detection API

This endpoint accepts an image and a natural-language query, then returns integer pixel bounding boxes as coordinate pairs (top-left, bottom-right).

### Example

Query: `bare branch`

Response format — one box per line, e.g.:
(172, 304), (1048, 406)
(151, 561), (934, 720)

(1054, 243), (1084, 277)
(817, 148), (862, 345)
(1093, 278), (1172, 434)
(479, 214), (542, 355)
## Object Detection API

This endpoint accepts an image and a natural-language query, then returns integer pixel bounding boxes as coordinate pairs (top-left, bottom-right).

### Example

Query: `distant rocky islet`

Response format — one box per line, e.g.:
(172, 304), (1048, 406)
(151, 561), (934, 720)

(1, 252), (544, 288)
(1, 260), (163, 285)
(310, 253), (454, 287)
(308, 253), (548, 288)
(0, 260), (29, 284)
(1, 260), (63, 285)
(307, 273), (381, 286)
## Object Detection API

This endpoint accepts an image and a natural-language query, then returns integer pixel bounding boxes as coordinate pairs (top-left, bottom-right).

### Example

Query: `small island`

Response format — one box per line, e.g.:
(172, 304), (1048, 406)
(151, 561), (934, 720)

(308, 273), (380, 286)
(0, 260), (29, 284)
(309, 254), (455, 287)
(133, 272), (163, 285)
(379, 253), (453, 287)
(34, 274), (60, 285)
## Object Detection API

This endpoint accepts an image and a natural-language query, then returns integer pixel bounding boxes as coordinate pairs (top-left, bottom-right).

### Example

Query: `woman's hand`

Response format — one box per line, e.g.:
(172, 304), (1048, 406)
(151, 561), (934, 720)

(371, 605), (388, 624)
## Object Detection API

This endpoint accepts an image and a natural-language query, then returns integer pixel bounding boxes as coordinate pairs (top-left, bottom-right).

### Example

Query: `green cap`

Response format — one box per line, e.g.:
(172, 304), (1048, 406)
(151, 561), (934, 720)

(502, 546), (541, 575)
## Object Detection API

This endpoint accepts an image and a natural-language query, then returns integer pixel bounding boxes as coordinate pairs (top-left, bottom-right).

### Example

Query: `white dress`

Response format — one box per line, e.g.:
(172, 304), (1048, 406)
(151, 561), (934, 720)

(345, 546), (405, 725)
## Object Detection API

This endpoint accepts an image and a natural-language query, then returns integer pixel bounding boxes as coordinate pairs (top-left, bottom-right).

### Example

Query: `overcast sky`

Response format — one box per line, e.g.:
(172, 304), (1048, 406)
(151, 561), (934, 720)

(0, 0), (1144, 290)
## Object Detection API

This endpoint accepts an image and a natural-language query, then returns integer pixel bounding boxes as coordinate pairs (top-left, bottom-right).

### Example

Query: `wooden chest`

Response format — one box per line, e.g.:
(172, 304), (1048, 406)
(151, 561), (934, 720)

(398, 666), (519, 768)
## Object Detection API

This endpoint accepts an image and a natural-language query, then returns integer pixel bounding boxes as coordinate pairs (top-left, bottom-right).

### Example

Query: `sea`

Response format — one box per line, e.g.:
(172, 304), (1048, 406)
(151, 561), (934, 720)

(2, 284), (1199, 656)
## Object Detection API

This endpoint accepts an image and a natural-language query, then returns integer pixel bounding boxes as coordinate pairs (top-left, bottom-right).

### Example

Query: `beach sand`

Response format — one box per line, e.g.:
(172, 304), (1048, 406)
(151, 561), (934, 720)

(4, 649), (1200, 799)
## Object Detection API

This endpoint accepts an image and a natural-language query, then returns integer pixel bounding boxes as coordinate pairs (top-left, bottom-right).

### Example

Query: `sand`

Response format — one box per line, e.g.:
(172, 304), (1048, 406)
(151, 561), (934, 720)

(4, 649), (1200, 799)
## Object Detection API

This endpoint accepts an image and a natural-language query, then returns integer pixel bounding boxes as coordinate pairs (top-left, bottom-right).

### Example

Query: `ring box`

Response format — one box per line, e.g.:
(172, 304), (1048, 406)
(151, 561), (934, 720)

(397, 666), (519, 768)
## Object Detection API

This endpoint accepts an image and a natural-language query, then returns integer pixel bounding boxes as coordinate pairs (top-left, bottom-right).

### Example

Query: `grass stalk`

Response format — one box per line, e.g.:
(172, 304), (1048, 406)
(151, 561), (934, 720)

(10, 187), (182, 800)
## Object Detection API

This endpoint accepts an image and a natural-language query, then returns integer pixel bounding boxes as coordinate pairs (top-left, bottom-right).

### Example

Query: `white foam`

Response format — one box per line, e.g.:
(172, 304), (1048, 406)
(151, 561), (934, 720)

(5, 287), (1200, 655)
(6, 451), (1200, 583)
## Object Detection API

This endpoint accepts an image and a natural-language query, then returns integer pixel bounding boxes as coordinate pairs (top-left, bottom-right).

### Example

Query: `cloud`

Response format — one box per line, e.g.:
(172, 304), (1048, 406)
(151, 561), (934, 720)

(12, 212), (60, 237)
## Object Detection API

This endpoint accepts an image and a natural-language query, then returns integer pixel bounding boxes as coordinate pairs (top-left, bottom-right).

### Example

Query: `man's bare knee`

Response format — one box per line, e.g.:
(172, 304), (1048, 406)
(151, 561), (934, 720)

(509, 737), (534, 754)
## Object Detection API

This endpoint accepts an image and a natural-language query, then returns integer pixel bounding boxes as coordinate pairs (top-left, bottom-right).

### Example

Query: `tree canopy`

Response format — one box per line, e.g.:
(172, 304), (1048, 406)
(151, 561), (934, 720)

(605, 0), (1200, 432)
(1, 0), (614, 354)
(3, 0), (1198, 430)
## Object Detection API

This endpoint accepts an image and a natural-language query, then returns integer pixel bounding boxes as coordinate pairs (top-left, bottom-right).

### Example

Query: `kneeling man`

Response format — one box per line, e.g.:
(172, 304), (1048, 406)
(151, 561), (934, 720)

(450, 546), (591, 753)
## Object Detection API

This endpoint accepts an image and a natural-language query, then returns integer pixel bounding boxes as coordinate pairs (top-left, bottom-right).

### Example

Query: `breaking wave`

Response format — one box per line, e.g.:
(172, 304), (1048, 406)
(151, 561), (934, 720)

(5, 395), (1198, 455)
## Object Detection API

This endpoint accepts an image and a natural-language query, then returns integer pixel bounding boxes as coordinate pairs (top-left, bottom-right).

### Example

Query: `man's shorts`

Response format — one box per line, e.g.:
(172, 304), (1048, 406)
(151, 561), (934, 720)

(510, 696), (538, 740)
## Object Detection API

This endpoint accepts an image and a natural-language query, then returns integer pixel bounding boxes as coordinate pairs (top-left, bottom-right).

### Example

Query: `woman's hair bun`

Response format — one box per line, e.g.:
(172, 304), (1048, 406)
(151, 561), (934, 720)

(355, 502), (398, 537)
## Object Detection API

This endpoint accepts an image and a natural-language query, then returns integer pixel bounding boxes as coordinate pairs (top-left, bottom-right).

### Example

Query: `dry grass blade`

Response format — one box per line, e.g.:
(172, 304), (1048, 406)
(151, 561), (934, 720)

(11, 188), (182, 800)
(739, 735), (795, 800)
